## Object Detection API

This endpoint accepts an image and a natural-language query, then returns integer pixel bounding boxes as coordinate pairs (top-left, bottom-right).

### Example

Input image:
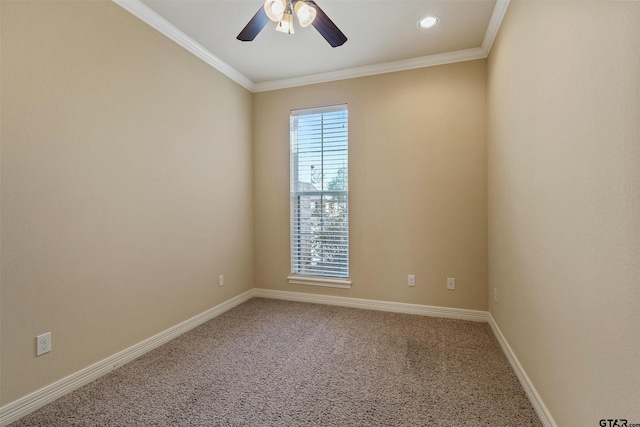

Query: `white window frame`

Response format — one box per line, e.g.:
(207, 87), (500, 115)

(287, 104), (351, 289)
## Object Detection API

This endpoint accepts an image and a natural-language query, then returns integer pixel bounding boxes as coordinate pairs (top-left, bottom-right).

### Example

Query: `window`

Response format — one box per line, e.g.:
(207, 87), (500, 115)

(288, 105), (350, 288)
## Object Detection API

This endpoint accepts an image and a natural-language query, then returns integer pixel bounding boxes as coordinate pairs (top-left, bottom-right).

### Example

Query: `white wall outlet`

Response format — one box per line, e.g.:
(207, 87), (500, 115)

(218, 274), (224, 287)
(494, 288), (498, 303)
(408, 275), (415, 287)
(447, 277), (455, 290)
(36, 332), (51, 356)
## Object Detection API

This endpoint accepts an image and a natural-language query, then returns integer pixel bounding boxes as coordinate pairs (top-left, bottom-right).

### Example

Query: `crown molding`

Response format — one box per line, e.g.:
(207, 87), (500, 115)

(253, 47), (487, 92)
(482, 0), (510, 53)
(113, 0), (509, 93)
(112, 0), (256, 92)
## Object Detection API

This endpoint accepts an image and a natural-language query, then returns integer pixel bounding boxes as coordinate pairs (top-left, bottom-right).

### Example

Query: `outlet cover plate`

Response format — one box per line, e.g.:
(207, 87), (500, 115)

(36, 332), (51, 356)
(447, 278), (455, 290)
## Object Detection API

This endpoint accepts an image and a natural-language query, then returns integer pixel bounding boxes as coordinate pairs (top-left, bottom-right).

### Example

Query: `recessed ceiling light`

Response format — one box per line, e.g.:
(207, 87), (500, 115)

(418, 16), (439, 29)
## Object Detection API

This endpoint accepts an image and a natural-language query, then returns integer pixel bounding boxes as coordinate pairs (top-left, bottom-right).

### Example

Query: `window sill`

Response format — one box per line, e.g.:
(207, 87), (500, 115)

(287, 275), (352, 289)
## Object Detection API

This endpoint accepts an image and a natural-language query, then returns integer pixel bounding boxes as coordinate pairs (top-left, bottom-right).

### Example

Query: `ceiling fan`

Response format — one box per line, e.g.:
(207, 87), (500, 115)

(237, 0), (347, 48)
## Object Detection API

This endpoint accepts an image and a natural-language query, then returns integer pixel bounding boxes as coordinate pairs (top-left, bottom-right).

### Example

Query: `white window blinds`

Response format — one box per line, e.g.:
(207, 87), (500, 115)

(290, 105), (348, 279)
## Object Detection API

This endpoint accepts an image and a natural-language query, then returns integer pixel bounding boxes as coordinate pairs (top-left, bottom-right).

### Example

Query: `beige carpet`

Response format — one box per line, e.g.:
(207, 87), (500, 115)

(11, 298), (541, 426)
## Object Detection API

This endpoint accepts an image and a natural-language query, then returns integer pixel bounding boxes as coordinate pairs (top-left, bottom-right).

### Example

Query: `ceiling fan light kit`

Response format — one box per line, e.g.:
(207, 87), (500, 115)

(275, 11), (295, 34)
(237, 0), (347, 47)
(264, 0), (285, 22)
(294, 1), (317, 28)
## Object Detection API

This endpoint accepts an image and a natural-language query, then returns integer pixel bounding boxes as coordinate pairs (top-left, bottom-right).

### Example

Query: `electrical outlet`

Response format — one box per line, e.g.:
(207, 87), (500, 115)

(447, 277), (455, 290)
(494, 288), (498, 303)
(408, 275), (415, 287)
(36, 332), (51, 356)
(218, 274), (224, 287)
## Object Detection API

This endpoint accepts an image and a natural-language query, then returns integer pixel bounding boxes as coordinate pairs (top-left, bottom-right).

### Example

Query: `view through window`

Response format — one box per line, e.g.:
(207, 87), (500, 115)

(290, 105), (348, 278)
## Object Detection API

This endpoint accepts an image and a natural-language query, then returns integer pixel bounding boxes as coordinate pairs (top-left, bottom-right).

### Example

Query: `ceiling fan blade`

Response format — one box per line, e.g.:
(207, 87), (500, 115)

(237, 6), (270, 42)
(306, 0), (347, 47)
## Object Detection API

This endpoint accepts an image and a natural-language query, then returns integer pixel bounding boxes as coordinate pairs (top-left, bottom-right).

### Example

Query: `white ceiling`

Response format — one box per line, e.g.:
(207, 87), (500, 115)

(115, 0), (509, 92)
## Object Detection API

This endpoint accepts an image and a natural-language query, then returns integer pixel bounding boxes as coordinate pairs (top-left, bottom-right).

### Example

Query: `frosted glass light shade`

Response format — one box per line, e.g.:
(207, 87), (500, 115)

(294, 1), (316, 28)
(275, 12), (295, 34)
(264, 0), (286, 22)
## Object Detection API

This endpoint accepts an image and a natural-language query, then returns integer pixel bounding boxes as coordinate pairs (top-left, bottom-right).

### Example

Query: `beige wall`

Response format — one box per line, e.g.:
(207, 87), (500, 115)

(1, 1), (253, 405)
(11, 1), (637, 422)
(254, 61), (488, 310)
(488, 1), (640, 425)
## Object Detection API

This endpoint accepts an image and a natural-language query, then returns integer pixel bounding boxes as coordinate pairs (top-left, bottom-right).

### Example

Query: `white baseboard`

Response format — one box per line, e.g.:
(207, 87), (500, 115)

(0, 289), (254, 427)
(256, 288), (553, 426)
(488, 313), (557, 427)
(1, 288), (552, 427)
(252, 288), (489, 322)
